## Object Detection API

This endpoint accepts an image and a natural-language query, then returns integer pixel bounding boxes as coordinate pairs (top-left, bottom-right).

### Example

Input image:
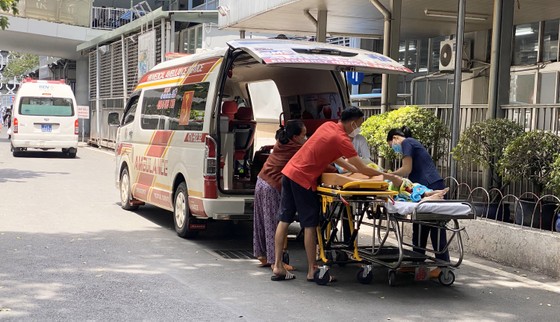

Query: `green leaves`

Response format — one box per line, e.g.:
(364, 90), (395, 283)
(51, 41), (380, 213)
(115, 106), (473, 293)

(361, 106), (450, 162)
(499, 131), (560, 194)
(0, 0), (19, 30)
(547, 155), (560, 196)
(452, 119), (524, 187)
(1, 52), (39, 80)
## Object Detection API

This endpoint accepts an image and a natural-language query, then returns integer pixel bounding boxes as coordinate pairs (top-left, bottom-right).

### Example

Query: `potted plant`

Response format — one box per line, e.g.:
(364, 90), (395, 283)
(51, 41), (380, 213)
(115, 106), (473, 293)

(452, 118), (525, 221)
(499, 131), (560, 229)
(546, 155), (560, 231)
(361, 106), (450, 163)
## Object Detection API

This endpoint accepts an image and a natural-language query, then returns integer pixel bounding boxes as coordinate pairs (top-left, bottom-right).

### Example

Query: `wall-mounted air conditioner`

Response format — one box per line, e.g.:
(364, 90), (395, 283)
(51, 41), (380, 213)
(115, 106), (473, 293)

(439, 39), (472, 72)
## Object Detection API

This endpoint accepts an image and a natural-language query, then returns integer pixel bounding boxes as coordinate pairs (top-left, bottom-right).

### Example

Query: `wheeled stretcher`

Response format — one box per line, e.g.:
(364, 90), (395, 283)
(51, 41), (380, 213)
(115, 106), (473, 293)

(313, 179), (474, 286)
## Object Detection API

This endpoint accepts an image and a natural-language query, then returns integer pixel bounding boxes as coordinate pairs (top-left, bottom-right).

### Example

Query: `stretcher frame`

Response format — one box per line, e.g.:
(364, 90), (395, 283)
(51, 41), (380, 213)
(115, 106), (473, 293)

(314, 184), (474, 286)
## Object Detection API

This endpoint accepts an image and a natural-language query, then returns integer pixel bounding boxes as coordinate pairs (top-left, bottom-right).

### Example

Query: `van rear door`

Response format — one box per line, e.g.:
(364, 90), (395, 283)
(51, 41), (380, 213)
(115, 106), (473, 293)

(227, 39), (412, 74)
(246, 79), (284, 150)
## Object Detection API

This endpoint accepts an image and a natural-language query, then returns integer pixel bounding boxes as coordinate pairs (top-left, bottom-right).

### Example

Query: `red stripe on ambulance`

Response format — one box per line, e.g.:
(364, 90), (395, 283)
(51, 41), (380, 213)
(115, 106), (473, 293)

(146, 131), (173, 157)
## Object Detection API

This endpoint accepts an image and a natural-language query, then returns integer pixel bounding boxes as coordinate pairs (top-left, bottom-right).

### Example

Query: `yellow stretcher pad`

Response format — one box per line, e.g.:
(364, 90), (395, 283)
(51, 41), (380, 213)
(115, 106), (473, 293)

(321, 173), (388, 191)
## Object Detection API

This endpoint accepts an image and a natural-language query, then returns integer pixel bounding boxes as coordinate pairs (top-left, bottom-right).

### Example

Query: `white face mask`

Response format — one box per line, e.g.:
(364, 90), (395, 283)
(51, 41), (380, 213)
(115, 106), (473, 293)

(349, 126), (361, 138)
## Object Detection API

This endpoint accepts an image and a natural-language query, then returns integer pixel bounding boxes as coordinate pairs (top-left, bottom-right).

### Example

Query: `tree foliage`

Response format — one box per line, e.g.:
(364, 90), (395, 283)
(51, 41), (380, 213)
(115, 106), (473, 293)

(361, 106), (450, 162)
(547, 155), (560, 196)
(2, 52), (39, 79)
(0, 0), (19, 30)
(499, 131), (560, 195)
(452, 118), (524, 189)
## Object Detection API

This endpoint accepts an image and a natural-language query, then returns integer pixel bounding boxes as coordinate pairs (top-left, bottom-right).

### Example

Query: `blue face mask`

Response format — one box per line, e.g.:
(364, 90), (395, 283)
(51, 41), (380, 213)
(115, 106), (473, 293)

(392, 144), (402, 154)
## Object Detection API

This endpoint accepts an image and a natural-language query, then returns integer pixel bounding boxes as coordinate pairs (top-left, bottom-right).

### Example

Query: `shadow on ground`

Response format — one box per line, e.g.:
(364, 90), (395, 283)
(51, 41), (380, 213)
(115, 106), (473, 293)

(0, 168), (70, 183)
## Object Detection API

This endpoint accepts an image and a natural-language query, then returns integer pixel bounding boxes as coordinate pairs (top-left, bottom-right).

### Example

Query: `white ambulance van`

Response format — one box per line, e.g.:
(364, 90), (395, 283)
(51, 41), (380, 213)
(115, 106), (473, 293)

(115, 39), (411, 238)
(11, 79), (79, 157)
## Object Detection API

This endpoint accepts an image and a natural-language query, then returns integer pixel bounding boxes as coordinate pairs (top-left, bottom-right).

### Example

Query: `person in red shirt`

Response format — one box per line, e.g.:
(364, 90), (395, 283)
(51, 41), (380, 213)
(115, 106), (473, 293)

(271, 107), (401, 282)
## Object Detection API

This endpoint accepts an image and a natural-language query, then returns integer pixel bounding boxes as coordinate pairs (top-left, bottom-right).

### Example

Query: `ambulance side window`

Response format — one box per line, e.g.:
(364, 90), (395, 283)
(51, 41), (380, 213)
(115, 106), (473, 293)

(140, 82), (209, 131)
(141, 89), (165, 130)
(122, 96), (139, 126)
(166, 82), (209, 131)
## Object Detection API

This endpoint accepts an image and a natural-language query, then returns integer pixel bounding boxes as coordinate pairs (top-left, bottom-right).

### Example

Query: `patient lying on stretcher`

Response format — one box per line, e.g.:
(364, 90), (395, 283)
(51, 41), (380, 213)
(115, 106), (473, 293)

(336, 160), (449, 202)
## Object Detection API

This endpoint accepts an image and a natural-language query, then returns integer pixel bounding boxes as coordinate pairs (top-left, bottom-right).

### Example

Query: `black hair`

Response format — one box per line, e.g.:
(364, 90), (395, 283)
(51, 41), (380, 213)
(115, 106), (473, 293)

(386, 126), (413, 141)
(276, 119), (305, 144)
(340, 106), (364, 122)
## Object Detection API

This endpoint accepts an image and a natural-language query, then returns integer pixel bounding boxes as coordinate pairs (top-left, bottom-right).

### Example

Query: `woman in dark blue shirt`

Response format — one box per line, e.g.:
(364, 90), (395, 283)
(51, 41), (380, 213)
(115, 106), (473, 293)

(387, 126), (449, 276)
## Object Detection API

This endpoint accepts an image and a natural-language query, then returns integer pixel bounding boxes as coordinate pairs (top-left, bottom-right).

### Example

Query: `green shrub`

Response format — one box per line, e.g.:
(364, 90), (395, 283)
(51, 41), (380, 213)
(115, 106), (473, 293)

(499, 131), (560, 195)
(361, 106), (450, 162)
(547, 155), (560, 196)
(452, 118), (524, 189)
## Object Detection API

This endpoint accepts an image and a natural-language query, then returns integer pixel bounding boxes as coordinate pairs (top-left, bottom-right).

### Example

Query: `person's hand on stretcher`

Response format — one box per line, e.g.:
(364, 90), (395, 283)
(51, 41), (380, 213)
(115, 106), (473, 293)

(333, 157), (403, 188)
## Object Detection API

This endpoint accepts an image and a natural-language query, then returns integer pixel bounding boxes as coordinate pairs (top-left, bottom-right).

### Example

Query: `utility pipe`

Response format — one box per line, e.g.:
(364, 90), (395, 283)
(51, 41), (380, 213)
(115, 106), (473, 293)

(369, 0), (391, 112)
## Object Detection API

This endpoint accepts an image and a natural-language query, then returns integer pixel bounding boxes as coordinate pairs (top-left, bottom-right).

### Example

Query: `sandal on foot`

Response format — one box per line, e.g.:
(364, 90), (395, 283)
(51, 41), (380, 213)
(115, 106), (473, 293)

(283, 263), (296, 271)
(271, 271), (296, 281)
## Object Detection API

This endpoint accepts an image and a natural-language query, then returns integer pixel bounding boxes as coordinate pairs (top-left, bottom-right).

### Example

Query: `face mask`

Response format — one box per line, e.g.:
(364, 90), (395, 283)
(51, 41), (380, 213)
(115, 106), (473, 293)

(392, 143), (402, 154)
(348, 124), (361, 138)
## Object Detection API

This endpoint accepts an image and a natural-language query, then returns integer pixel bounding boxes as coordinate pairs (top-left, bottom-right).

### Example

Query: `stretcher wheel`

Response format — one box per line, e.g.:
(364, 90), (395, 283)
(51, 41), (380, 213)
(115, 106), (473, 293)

(313, 268), (331, 286)
(356, 267), (373, 284)
(438, 270), (455, 286)
(388, 270), (397, 287)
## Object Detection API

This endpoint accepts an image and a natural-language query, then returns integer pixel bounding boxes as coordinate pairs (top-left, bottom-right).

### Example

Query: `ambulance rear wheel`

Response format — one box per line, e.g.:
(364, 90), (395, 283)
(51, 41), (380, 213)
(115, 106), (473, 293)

(120, 167), (138, 211)
(174, 182), (199, 239)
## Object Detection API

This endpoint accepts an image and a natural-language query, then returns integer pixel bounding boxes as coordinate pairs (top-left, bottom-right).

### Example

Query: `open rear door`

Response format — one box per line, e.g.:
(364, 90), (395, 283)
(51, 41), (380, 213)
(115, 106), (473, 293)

(247, 79), (284, 150)
(228, 39), (412, 74)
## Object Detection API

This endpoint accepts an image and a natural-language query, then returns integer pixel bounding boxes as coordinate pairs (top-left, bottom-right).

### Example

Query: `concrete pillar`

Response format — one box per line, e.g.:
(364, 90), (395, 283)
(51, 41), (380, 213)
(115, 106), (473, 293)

(316, 9), (327, 42)
(484, 0), (514, 189)
(487, 0), (515, 119)
(75, 58), (90, 138)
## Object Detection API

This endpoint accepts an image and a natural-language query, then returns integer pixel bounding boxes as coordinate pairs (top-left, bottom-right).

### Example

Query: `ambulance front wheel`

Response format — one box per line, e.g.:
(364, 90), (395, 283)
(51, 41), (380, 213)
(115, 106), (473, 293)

(120, 167), (139, 211)
(174, 182), (199, 239)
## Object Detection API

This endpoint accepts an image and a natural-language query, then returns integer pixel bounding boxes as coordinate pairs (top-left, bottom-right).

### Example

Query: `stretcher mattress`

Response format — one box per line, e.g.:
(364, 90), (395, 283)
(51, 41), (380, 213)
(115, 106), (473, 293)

(385, 200), (474, 220)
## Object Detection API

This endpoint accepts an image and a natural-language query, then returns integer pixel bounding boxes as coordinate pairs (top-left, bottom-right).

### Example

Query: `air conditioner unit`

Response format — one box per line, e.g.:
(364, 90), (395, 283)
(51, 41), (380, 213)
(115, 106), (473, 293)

(439, 39), (471, 72)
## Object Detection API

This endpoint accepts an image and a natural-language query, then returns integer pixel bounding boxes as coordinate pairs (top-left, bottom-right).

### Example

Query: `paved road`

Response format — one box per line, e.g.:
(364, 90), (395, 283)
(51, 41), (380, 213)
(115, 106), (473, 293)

(0, 129), (559, 321)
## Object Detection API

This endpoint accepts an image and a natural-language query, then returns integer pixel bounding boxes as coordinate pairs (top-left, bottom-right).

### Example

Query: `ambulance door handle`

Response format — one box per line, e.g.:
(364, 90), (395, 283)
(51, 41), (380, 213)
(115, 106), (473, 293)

(128, 130), (133, 136)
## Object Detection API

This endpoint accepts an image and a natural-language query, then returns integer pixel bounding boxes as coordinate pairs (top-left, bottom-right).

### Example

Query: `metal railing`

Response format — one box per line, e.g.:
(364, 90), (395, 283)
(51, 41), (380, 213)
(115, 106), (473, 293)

(358, 103), (560, 196)
(91, 7), (131, 30)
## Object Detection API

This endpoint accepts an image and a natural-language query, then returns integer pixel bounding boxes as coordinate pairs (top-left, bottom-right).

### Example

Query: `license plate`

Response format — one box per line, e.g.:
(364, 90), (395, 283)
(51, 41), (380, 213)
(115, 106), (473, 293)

(41, 124), (52, 132)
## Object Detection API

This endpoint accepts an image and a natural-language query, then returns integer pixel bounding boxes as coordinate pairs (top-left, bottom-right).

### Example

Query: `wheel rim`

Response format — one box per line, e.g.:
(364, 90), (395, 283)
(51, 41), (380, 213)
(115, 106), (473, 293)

(175, 192), (186, 229)
(120, 172), (130, 205)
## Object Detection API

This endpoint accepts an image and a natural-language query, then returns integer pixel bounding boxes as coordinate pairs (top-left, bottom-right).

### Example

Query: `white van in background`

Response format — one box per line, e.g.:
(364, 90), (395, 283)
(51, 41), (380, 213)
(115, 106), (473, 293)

(11, 79), (79, 158)
(115, 39), (411, 238)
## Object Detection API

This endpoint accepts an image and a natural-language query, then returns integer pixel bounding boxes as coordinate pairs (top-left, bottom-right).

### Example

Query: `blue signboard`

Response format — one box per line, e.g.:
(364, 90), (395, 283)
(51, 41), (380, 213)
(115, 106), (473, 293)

(346, 71), (364, 85)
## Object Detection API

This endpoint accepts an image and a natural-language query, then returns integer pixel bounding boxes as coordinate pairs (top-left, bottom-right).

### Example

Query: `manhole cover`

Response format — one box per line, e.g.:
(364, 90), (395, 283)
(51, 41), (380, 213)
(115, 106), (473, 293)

(212, 249), (255, 260)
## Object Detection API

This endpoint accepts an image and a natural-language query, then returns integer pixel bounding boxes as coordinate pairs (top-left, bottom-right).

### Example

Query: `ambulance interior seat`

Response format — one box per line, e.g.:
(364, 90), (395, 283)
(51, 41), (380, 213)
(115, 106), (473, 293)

(221, 101), (238, 122)
(219, 103), (255, 178)
(231, 106), (256, 159)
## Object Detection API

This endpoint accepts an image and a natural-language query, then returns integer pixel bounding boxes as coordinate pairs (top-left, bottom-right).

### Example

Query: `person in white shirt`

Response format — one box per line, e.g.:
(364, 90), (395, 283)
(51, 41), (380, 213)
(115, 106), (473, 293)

(352, 133), (371, 160)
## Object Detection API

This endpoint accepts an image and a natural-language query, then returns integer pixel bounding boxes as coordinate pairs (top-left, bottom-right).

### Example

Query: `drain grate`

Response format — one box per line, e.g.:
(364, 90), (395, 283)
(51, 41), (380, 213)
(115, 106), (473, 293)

(212, 249), (255, 260)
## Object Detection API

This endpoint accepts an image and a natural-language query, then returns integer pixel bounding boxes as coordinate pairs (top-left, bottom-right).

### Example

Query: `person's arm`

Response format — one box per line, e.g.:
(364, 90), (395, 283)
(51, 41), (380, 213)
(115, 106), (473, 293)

(345, 156), (402, 187)
(334, 157), (359, 173)
(391, 156), (413, 177)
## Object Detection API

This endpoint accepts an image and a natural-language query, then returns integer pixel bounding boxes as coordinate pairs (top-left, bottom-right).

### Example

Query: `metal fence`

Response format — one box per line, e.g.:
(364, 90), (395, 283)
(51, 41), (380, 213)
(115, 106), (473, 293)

(91, 7), (131, 30)
(359, 103), (560, 195)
